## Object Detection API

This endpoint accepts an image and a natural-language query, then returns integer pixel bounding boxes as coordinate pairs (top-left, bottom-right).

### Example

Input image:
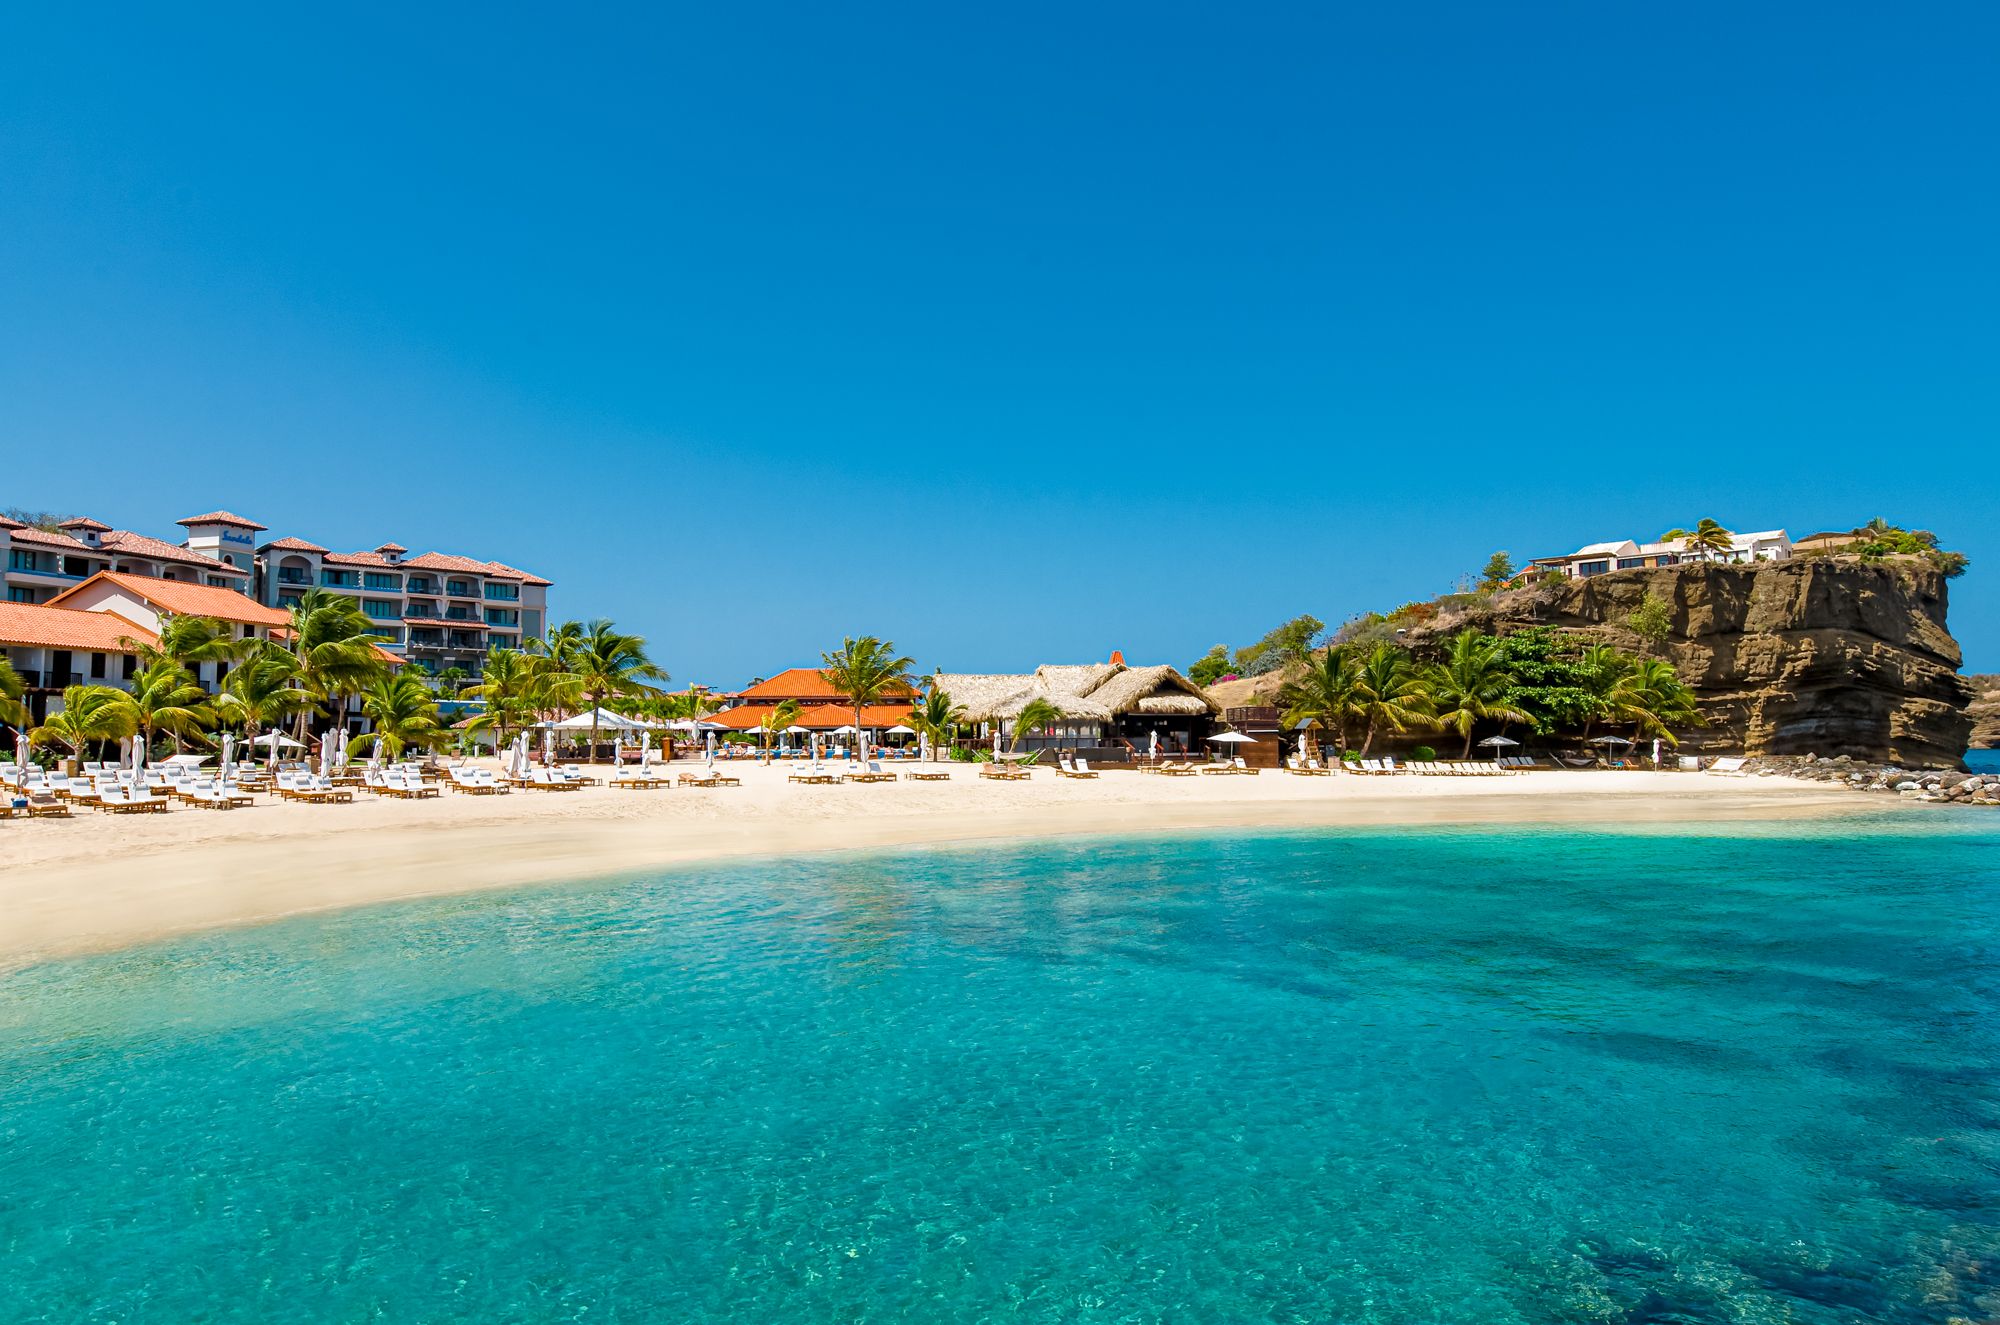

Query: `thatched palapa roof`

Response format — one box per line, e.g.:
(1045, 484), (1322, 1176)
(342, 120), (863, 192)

(930, 660), (1220, 723)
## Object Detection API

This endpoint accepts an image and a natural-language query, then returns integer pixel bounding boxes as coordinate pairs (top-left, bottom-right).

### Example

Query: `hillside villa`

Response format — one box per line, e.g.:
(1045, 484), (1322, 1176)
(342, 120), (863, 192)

(1531, 528), (1794, 580)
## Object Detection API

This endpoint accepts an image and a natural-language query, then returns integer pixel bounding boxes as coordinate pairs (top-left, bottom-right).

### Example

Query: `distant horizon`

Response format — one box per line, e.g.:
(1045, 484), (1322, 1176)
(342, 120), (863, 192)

(6, 4), (1995, 679)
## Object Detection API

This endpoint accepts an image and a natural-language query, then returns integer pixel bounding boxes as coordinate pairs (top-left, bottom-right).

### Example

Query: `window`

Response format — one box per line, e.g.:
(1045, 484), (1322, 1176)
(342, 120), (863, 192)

(483, 583), (519, 601)
(122, 655), (137, 680)
(1616, 557), (1644, 570)
(62, 556), (92, 576)
(320, 569), (358, 587)
(484, 608), (518, 626)
(7, 587), (34, 603)
(1577, 560), (1610, 577)
(206, 575), (229, 586)
(446, 579), (473, 597)
(405, 577), (435, 594)
(8, 549), (34, 571)
(364, 572), (402, 590)
(362, 598), (399, 620)
(90, 652), (106, 678)
(278, 594), (302, 610)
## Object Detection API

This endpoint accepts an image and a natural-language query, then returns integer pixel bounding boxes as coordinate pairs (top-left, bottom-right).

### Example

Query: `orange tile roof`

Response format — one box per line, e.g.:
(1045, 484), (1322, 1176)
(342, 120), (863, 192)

(484, 560), (551, 587)
(176, 510), (267, 530)
(402, 551), (515, 578)
(46, 571), (291, 627)
(0, 515), (25, 531)
(0, 602), (156, 652)
(707, 701), (916, 730)
(58, 517), (111, 532)
(7, 526), (88, 550)
(735, 667), (918, 702)
(261, 535), (329, 553)
(99, 530), (249, 576)
(324, 549), (396, 567)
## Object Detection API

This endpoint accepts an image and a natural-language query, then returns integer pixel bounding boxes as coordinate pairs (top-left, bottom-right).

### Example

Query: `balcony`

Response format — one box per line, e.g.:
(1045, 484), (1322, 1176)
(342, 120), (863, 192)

(320, 571), (359, 588)
(483, 584), (519, 602)
(275, 569), (313, 586)
(445, 580), (477, 598)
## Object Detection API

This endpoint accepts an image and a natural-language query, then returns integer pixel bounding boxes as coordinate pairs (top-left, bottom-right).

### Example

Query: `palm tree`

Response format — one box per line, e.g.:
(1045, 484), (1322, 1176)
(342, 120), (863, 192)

(818, 636), (915, 741)
(458, 646), (536, 756)
(31, 684), (136, 761)
(1354, 642), (1434, 756)
(120, 613), (252, 680)
(432, 665), (471, 695)
(282, 589), (392, 745)
(1278, 645), (1364, 758)
(565, 619), (668, 756)
(120, 660), (214, 757)
(757, 699), (802, 759)
(908, 687), (965, 761)
(1682, 518), (1735, 562)
(214, 645), (313, 756)
(1609, 658), (1705, 746)
(1010, 697), (1064, 753)
(1575, 641), (1628, 740)
(355, 672), (452, 760)
(0, 655), (26, 729)
(1426, 630), (1531, 759)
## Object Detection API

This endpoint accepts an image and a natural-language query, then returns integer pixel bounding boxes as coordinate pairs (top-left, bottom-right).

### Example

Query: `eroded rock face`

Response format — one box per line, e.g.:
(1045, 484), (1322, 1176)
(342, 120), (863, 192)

(1967, 675), (1999, 750)
(1425, 561), (1975, 767)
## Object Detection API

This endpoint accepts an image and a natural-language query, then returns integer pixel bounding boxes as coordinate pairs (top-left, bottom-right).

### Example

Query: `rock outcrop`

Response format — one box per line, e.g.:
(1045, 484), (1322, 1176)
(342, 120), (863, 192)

(1967, 675), (1999, 749)
(1408, 560), (1974, 766)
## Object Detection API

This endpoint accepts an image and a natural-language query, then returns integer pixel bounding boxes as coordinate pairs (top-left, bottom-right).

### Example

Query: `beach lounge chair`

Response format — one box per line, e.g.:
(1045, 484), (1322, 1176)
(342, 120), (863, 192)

(787, 765), (836, 784)
(190, 784), (255, 810)
(1155, 761), (1197, 776)
(98, 786), (170, 814)
(903, 767), (951, 781)
(26, 791), (70, 817)
(527, 768), (583, 791)
(1055, 757), (1097, 779)
(610, 768), (661, 789)
(1706, 756), (1749, 775)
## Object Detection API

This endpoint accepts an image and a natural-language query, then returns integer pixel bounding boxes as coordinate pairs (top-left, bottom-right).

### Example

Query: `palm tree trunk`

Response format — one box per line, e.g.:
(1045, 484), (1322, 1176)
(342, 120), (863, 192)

(1463, 729), (1474, 759)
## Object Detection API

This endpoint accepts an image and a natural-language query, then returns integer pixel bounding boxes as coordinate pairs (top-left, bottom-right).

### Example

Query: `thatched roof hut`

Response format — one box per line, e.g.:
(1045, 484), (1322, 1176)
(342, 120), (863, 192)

(929, 661), (1219, 726)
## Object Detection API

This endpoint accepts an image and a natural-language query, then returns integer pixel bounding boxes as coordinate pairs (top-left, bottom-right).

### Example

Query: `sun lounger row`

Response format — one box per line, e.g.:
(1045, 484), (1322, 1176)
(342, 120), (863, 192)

(1345, 758), (1517, 776)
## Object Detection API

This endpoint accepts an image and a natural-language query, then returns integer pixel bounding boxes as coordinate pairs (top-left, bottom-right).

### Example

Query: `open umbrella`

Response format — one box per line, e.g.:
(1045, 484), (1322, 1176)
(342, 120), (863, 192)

(1589, 735), (1632, 746)
(1207, 732), (1255, 745)
(1477, 735), (1520, 749)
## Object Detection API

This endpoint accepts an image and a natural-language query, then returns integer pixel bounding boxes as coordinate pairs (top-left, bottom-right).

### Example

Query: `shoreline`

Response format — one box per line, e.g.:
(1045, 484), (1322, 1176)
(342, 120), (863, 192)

(0, 765), (1896, 969)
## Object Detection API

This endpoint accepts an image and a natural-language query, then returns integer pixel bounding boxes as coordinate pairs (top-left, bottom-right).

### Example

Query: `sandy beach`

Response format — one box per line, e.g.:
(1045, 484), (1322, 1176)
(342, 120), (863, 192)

(1, 762), (1880, 966)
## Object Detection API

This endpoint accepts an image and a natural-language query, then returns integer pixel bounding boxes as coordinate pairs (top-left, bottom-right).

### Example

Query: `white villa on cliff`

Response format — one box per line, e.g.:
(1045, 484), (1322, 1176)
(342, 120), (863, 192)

(1531, 528), (1793, 581)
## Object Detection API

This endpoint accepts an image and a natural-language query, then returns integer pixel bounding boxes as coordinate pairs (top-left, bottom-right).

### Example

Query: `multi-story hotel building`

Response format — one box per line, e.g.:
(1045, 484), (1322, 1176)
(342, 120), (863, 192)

(2, 510), (551, 679)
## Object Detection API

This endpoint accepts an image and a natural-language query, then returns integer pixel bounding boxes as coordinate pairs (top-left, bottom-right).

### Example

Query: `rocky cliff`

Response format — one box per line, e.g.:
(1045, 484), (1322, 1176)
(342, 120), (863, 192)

(1968, 675), (2000, 749)
(1410, 560), (1974, 766)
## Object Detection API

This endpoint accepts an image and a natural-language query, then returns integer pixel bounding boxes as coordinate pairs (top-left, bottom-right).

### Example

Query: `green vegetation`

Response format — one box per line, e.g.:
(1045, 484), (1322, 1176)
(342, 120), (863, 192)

(355, 673), (453, 759)
(1188, 644), (1231, 687)
(818, 636), (915, 738)
(1010, 698), (1064, 752)
(123, 660), (214, 754)
(1800, 517), (1971, 578)
(1478, 552), (1516, 592)
(908, 687), (965, 760)
(30, 684), (135, 758)
(1627, 592), (1674, 653)
(1278, 626), (1705, 758)
(0, 657), (25, 728)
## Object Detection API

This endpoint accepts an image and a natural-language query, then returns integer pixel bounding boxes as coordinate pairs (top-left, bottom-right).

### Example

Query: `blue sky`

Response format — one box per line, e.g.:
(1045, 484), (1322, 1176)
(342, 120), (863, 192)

(4, 2), (1995, 683)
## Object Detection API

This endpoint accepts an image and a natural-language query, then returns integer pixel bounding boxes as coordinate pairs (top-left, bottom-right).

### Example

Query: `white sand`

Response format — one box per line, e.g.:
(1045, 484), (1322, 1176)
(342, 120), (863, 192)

(0, 761), (1876, 966)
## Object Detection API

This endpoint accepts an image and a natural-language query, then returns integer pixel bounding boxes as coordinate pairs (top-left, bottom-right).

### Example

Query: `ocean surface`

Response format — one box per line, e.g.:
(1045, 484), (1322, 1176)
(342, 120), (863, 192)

(4, 817), (1998, 1323)
(1966, 747), (1999, 775)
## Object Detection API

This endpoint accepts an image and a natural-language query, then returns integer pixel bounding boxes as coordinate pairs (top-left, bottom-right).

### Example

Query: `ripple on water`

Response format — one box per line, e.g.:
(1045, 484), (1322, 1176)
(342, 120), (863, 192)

(2, 819), (1998, 1323)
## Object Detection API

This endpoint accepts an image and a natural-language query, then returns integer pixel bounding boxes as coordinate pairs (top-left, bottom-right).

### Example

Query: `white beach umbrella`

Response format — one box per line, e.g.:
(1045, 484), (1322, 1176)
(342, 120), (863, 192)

(543, 727), (555, 768)
(1478, 735), (1520, 748)
(338, 727), (351, 769)
(886, 724), (916, 737)
(15, 727), (29, 777)
(640, 730), (652, 770)
(220, 733), (233, 788)
(1652, 738), (1662, 768)
(1207, 732), (1255, 745)
(1589, 735), (1632, 746)
(918, 731), (930, 762)
(1149, 729), (1159, 757)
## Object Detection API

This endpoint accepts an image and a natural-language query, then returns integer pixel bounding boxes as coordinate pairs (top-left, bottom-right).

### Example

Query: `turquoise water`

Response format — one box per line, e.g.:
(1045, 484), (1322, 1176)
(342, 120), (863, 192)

(1967, 748), (1998, 774)
(4, 818), (1999, 1323)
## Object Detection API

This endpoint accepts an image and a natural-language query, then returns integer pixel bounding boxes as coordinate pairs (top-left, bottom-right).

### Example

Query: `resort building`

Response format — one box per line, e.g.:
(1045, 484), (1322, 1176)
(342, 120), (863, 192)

(929, 657), (1220, 758)
(2, 514), (252, 605)
(0, 571), (295, 723)
(703, 668), (920, 735)
(0, 601), (154, 724)
(1531, 529), (1794, 580)
(0, 511), (551, 678)
(245, 531), (550, 674)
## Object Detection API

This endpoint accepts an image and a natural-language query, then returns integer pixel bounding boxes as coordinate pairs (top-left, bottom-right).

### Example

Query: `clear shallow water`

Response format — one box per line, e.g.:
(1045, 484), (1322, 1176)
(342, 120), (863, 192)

(4, 818), (1999, 1323)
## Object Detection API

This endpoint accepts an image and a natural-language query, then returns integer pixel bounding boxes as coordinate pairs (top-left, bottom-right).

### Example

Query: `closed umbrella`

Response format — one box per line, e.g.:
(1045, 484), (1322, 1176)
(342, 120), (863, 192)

(543, 727), (555, 769)
(15, 727), (29, 779)
(220, 733), (233, 789)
